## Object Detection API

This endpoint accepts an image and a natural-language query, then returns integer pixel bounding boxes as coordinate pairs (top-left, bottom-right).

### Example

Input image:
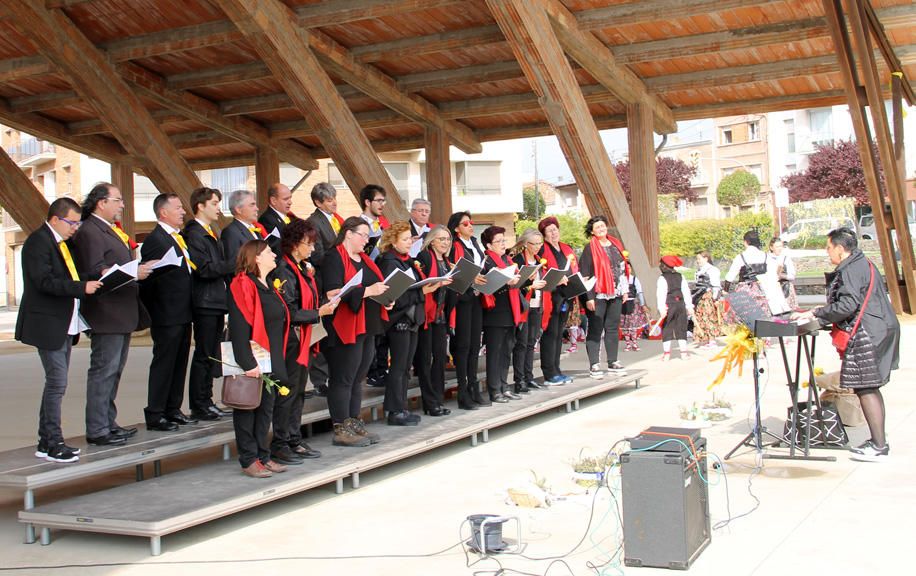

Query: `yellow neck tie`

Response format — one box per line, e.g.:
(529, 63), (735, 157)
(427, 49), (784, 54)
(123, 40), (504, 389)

(330, 216), (341, 234)
(111, 224), (130, 247)
(372, 220), (380, 233)
(59, 242), (79, 281)
(171, 232), (197, 270)
(282, 214), (290, 225)
(206, 225), (217, 240)
(248, 226), (260, 238)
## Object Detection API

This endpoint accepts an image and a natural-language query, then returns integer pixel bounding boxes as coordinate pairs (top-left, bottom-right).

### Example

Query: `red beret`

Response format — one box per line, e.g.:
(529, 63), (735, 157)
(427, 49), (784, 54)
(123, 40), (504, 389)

(661, 255), (683, 268)
(538, 216), (560, 236)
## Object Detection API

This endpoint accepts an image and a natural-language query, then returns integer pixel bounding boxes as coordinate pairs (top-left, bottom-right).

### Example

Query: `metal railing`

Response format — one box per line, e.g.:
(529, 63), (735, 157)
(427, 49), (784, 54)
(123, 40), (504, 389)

(6, 139), (55, 163)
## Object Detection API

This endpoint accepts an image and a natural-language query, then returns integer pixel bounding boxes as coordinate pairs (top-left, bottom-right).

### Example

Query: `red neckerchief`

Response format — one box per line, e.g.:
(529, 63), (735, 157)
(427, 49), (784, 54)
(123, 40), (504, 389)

(481, 250), (524, 325)
(331, 245), (388, 345)
(252, 221), (268, 238)
(333, 212), (345, 229)
(590, 235), (625, 296)
(287, 211), (298, 221)
(283, 255), (315, 367)
(414, 248), (448, 330)
(230, 273), (289, 357)
(394, 250), (410, 262)
(539, 242), (577, 330)
(113, 220), (138, 250)
(378, 215), (390, 229)
(451, 237), (466, 262)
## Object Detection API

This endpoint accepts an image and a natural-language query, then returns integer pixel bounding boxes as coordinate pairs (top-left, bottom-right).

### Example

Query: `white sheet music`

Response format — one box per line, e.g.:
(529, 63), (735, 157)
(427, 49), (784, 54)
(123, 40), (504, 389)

(149, 247), (182, 270)
(330, 269), (363, 304)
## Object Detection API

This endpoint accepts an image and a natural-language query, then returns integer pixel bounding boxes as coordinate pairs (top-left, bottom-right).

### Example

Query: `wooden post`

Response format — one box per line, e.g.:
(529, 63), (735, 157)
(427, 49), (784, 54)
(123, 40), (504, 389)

(627, 103), (659, 262)
(110, 161), (136, 237)
(891, 73), (906, 202)
(0, 147), (49, 233)
(214, 0), (409, 221)
(424, 127), (452, 226)
(486, 0), (658, 309)
(255, 147), (279, 209)
(821, 0), (904, 312)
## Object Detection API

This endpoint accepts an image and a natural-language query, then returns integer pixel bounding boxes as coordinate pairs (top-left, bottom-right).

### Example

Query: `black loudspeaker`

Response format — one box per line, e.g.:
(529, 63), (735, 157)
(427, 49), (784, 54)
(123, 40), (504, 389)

(621, 427), (711, 570)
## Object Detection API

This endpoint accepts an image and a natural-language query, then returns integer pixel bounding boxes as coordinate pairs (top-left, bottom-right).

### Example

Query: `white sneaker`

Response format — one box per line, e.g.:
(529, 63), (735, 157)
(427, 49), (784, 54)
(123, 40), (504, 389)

(850, 439), (889, 462)
(589, 364), (605, 379)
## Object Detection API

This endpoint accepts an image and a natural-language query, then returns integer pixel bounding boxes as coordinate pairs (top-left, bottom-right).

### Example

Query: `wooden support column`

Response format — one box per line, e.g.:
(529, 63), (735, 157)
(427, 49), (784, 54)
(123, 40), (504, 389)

(214, 0), (408, 222)
(486, 0), (658, 309)
(110, 162), (136, 237)
(255, 147), (279, 209)
(891, 73), (906, 201)
(1, 2), (202, 211)
(821, 0), (904, 312)
(627, 103), (659, 262)
(0, 147), (49, 233)
(424, 127), (452, 226)
(847, 0), (916, 312)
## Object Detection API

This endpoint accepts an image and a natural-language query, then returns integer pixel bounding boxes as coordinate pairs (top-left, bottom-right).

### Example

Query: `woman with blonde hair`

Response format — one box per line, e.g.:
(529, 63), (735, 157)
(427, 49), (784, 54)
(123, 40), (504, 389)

(415, 225), (454, 416)
(510, 228), (547, 393)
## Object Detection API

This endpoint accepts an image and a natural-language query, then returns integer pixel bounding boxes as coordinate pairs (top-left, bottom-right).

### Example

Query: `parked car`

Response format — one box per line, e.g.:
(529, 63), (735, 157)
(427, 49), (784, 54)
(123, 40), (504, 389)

(858, 212), (916, 240)
(780, 217), (856, 243)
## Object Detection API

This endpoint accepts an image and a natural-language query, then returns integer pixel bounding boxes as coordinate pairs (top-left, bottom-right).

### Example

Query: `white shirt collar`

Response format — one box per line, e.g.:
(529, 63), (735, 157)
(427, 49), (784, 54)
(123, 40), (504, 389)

(234, 217), (254, 227)
(158, 221), (180, 235)
(46, 222), (63, 243)
(271, 206), (287, 220)
(92, 213), (114, 227)
(411, 219), (428, 231)
(361, 213), (378, 224)
(319, 209), (334, 221)
(195, 218), (212, 230)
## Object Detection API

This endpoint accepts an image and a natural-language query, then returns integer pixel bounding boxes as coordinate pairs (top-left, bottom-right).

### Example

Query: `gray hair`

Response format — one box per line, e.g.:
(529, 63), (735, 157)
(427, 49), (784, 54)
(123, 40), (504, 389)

(421, 224), (450, 253)
(411, 198), (431, 210)
(311, 182), (337, 204)
(227, 189), (254, 216)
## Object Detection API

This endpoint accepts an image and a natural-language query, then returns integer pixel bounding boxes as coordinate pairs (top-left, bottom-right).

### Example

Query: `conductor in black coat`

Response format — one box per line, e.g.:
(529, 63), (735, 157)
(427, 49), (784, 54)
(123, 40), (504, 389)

(221, 190), (264, 278)
(258, 182), (293, 257)
(16, 198), (103, 462)
(139, 194), (196, 431)
(183, 187), (236, 420)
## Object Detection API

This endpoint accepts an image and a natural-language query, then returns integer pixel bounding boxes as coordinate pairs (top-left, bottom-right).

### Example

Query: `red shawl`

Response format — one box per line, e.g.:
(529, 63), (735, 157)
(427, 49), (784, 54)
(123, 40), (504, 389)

(539, 242), (578, 330)
(113, 220), (138, 250)
(332, 212), (345, 230)
(252, 221), (268, 238)
(590, 235), (625, 297)
(414, 248), (448, 330)
(230, 273), (289, 360)
(283, 255), (316, 367)
(378, 214), (390, 229)
(331, 244), (388, 345)
(481, 250), (525, 325)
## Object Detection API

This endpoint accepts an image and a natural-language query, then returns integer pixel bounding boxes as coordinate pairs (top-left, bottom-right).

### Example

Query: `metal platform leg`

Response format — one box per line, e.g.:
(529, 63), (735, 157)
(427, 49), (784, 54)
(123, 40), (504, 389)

(352, 472), (360, 489)
(40, 528), (50, 546)
(573, 399), (580, 411)
(370, 407), (379, 421)
(222, 443), (231, 461)
(305, 423), (313, 438)
(136, 464), (144, 481)
(565, 402), (572, 413)
(150, 536), (161, 556)
(24, 489), (35, 544)
(482, 429), (489, 443)
(635, 378), (641, 389)
(153, 460), (162, 477)
(471, 432), (479, 447)
(335, 478), (344, 494)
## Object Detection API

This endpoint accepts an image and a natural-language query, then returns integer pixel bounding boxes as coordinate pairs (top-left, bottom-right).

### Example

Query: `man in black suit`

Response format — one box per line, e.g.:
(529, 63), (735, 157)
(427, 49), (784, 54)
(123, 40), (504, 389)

(409, 198), (433, 240)
(71, 183), (153, 446)
(221, 189), (263, 273)
(16, 198), (103, 463)
(140, 193), (197, 431)
(258, 182), (293, 256)
(183, 187), (236, 421)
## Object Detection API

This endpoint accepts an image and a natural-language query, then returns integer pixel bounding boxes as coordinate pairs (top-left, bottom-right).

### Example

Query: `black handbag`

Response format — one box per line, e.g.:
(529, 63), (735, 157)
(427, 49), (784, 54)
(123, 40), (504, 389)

(782, 401), (848, 448)
(621, 282), (638, 315)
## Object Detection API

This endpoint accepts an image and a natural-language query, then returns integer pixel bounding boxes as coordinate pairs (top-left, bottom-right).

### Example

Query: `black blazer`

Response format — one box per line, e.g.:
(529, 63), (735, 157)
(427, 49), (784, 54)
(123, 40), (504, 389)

(15, 225), (87, 349)
(71, 215), (148, 334)
(183, 220), (235, 313)
(306, 209), (338, 270)
(220, 218), (261, 277)
(258, 207), (287, 256)
(377, 250), (425, 329)
(481, 253), (526, 328)
(320, 248), (385, 345)
(275, 256), (320, 327)
(139, 225), (193, 327)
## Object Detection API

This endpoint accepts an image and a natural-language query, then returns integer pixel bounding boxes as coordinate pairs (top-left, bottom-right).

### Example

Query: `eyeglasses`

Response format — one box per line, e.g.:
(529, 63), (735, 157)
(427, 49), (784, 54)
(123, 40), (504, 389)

(434, 236), (451, 242)
(104, 196), (124, 204)
(461, 221), (473, 227)
(528, 241), (543, 247)
(352, 231), (370, 240)
(60, 217), (81, 229)
(492, 238), (506, 244)
(412, 208), (431, 214)
(371, 197), (387, 204)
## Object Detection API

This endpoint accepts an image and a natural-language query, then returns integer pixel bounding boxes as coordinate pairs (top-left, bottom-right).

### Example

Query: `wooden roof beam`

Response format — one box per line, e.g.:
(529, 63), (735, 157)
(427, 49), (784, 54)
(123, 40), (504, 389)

(0, 56), (51, 82)
(543, 0), (675, 134)
(67, 110), (186, 136)
(118, 62), (317, 171)
(646, 55), (840, 92)
(270, 109), (411, 139)
(0, 143), (52, 233)
(9, 90), (82, 113)
(864, 1), (915, 105)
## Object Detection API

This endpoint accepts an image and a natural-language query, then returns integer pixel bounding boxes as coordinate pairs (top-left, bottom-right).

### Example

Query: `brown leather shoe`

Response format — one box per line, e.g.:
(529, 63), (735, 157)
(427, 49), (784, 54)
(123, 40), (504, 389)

(345, 417), (380, 444)
(332, 423), (371, 447)
(242, 462), (272, 478)
(263, 460), (287, 473)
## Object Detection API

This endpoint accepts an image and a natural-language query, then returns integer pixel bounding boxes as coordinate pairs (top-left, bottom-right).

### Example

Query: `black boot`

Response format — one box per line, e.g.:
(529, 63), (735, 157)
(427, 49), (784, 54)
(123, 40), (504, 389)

(514, 383), (530, 395)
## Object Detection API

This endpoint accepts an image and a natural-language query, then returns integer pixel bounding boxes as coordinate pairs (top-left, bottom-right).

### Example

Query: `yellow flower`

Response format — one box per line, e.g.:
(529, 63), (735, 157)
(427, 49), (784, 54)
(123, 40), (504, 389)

(278, 386), (290, 396)
(273, 278), (286, 291)
(539, 258), (548, 267)
(622, 250), (630, 258)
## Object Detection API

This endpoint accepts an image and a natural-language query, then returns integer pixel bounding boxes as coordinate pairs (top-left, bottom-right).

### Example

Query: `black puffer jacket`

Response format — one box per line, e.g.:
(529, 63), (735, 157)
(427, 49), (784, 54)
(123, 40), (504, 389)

(814, 249), (899, 387)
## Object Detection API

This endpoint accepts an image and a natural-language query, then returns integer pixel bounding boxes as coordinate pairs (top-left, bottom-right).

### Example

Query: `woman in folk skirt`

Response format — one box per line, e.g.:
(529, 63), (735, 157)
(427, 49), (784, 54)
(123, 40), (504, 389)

(692, 250), (723, 349)
(656, 255), (693, 361)
(620, 257), (649, 352)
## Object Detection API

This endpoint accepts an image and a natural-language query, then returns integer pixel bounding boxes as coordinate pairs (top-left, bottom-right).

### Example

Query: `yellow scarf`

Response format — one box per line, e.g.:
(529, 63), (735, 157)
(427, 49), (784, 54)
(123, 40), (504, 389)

(171, 232), (197, 270)
(111, 224), (130, 247)
(58, 242), (79, 281)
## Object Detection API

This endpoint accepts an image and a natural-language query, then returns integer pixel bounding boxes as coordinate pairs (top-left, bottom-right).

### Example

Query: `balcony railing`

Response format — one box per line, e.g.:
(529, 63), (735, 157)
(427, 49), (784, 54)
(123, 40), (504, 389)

(456, 184), (501, 196)
(6, 139), (55, 163)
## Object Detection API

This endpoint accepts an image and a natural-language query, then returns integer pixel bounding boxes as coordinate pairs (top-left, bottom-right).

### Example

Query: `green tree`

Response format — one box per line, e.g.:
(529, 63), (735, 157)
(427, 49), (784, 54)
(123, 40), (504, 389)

(716, 170), (760, 207)
(515, 212), (588, 250)
(521, 183), (548, 220)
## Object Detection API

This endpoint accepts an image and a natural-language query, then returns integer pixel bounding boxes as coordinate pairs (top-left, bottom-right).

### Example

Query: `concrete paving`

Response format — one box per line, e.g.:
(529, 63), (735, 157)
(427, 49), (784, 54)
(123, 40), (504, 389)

(0, 319), (912, 576)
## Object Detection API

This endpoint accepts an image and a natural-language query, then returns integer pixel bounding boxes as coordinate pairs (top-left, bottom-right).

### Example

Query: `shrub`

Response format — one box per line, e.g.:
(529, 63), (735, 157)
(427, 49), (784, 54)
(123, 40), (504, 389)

(717, 170), (761, 207)
(515, 212), (588, 250)
(660, 212), (774, 263)
(788, 234), (828, 250)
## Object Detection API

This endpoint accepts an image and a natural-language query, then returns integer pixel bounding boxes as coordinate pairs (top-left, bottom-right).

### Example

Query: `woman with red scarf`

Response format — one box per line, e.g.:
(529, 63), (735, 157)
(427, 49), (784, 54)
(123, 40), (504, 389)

(537, 216), (576, 385)
(415, 225), (454, 417)
(271, 219), (338, 464)
(320, 217), (389, 447)
(228, 240), (291, 478)
(511, 228), (548, 395)
(480, 226), (524, 403)
(446, 211), (489, 410)
(578, 215), (629, 379)
(377, 221), (448, 426)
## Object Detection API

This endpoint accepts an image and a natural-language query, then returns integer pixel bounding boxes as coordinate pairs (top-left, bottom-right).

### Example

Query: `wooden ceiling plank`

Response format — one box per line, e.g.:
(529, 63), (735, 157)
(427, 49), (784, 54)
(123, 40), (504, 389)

(646, 55), (840, 92)
(351, 25), (505, 63)
(170, 130), (238, 150)
(213, 0), (409, 220)
(9, 90), (82, 113)
(0, 56), (52, 82)
(103, 19), (242, 62)
(166, 62), (271, 91)
(543, 0), (675, 134)
(187, 154), (255, 170)
(294, 0), (464, 28)
(67, 110), (186, 136)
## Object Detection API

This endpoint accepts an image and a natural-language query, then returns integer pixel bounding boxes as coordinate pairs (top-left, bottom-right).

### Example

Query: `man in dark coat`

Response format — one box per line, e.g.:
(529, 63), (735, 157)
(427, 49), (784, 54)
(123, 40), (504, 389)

(258, 182), (293, 257)
(16, 198), (103, 462)
(221, 189), (263, 275)
(71, 182), (153, 445)
(796, 227), (900, 462)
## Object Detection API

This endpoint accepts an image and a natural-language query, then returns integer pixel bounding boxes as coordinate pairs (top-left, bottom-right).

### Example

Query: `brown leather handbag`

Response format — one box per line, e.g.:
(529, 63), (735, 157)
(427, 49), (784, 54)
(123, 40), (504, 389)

(221, 375), (262, 410)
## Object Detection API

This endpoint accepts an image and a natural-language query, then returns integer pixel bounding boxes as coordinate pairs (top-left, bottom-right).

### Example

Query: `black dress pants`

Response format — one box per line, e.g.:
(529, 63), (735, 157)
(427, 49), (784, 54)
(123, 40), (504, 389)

(233, 388), (275, 468)
(325, 335), (374, 423)
(453, 297), (483, 401)
(384, 329), (419, 414)
(271, 335), (303, 453)
(145, 323), (192, 423)
(188, 310), (224, 413)
(513, 308), (542, 384)
(484, 325), (515, 396)
(585, 297), (623, 367)
(540, 304), (569, 380)
(416, 323), (447, 411)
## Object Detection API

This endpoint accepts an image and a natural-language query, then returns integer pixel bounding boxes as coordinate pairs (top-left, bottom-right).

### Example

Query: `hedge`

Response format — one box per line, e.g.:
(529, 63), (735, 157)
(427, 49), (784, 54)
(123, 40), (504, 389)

(660, 212), (774, 263)
(515, 212), (588, 250)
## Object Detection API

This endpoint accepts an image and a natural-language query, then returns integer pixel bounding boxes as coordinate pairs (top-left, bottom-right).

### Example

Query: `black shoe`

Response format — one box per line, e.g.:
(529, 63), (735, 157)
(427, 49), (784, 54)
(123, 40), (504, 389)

(367, 375), (387, 388)
(45, 443), (80, 463)
(36, 441), (81, 458)
(191, 410), (220, 421)
(209, 404), (232, 416)
(489, 394), (510, 403)
(387, 410), (419, 426)
(146, 418), (179, 432)
(303, 390), (316, 400)
(424, 406), (450, 417)
(291, 442), (321, 459)
(513, 384), (530, 395)
(166, 412), (198, 425)
(505, 390), (522, 400)
(111, 425), (138, 438)
(315, 384), (329, 397)
(270, 447), (304, 465)
(526, 380), (544, 390)
(87, 433), (128, 446)
(458, 400), (479, 411)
